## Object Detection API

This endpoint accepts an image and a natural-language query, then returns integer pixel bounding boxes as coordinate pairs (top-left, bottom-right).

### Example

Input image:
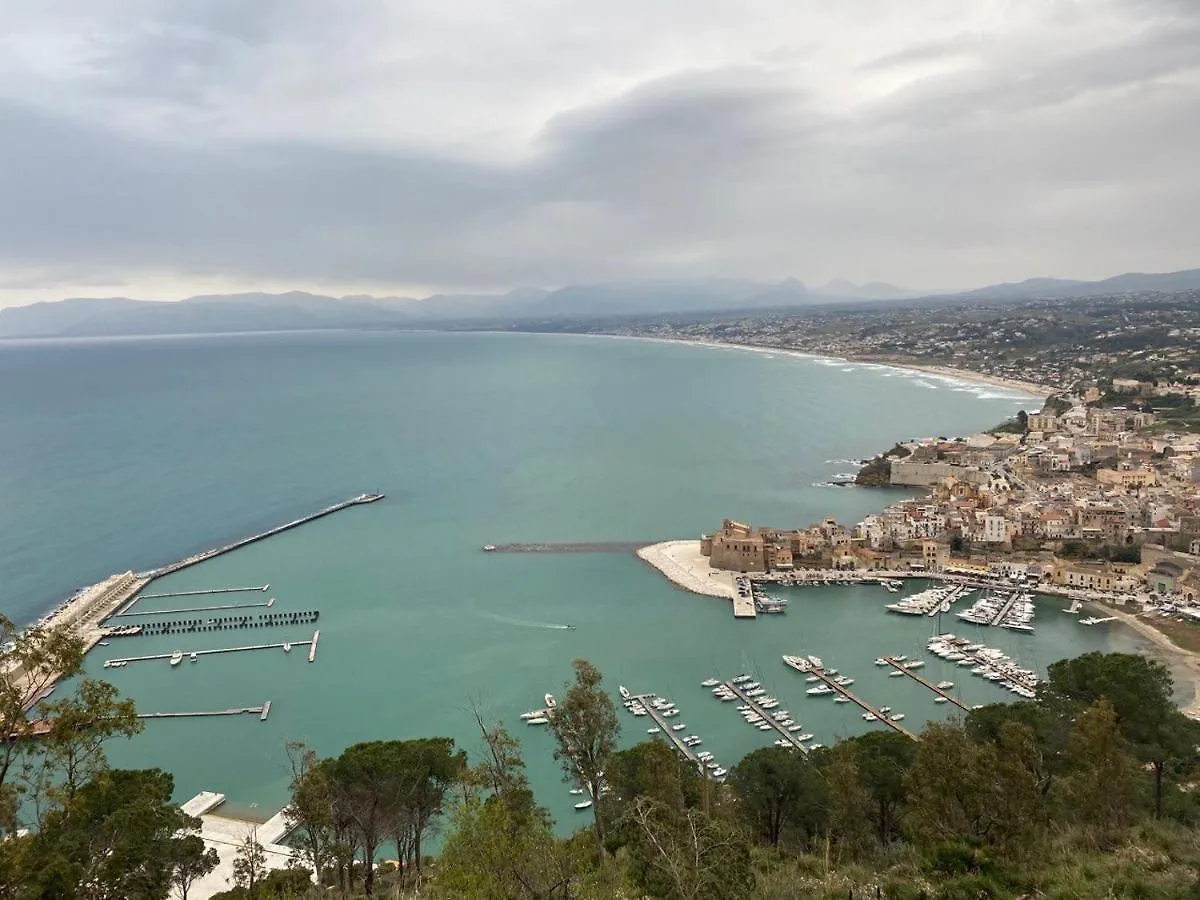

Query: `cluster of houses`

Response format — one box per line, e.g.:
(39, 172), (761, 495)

(701, 401), (1200, 607)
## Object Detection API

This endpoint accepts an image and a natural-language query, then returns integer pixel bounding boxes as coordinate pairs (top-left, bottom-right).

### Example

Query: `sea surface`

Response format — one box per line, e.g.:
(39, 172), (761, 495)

(0, 330), (1151, 827)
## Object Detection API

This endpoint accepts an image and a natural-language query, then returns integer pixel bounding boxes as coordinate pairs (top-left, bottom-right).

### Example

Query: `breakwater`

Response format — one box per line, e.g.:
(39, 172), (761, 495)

(143, 493), (384, 579)
(484, 541), (652, 553)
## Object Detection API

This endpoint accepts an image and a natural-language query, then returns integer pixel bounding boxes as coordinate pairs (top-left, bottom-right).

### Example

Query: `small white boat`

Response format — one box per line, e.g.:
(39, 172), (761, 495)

(834, 696), (851, 704)
(526, 716), (549, 725)
(712, 768), (727, 777)
(544, 693), (557, 709)
(701, 678), (719, 688)
(574, 800), (592, 810)
(189, 652), (198, 663)
(888, 671), (906, 677)
(936, 681), (954, 689)
(879, 706), (891, 714)
(934, 697), (948, 704)
(874, 658), (888, 666)
(169, 651), (183, 667)
(672, 723), (687, 731)
(889, 713), (905, 721)
(806, 685), (833, 696)
(519, 710), (544, 720)
(569, 788), (584, 795)
(862, 713), (877, 721)
(758, 723), (772, 731)
(797, 733), (814, 742)
(98, 641), (110, 647)
(283, 643), (292, 653)
(102, 660), (111, 668)
(619, 685), (632, 699)
(903, 660), (924, 669)
(647, 727), (660, 734)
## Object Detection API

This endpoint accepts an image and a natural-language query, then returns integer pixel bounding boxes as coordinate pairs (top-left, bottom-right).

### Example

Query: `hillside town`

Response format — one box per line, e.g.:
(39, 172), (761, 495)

(700, 394), (1200, 630)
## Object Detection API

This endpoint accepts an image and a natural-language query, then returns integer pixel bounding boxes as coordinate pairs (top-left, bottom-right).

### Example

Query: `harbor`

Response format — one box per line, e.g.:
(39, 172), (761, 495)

(926, 634), (1040, 698)
(957, 589), (1037, 632)
(619, 688), (728, 780)
(782, 655), (917, 739)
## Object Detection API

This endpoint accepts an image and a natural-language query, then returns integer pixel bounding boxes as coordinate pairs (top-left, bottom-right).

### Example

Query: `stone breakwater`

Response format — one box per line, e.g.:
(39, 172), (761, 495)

(636, 541), (736, 600)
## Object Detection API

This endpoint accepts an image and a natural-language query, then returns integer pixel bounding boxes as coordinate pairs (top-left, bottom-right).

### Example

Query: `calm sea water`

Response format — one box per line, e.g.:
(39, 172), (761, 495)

(0, 331), (1143, 826)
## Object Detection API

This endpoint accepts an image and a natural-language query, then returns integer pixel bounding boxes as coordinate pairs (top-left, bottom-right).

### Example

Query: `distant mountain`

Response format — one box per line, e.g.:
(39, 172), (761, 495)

(3, 267), (1198, 338)
(953, 268), (1200, 301)
(816, 278), (912, 299)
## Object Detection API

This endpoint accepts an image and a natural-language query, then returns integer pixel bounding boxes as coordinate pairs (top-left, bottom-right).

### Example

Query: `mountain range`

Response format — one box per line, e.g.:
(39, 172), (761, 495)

(2, 269), (1198, 339)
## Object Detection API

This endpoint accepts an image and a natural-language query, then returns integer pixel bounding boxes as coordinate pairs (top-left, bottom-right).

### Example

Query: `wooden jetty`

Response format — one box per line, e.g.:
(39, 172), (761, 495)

(137, 703), (271, 721)
(720, 681), (808, 751)
(104, 631), (318, 666)
(882, 657), (970, 711)
(631, 694), (705, 773)
(137, 585), (270, 600)
(782, 656), (917, 740)
(113, 597), (276, 617)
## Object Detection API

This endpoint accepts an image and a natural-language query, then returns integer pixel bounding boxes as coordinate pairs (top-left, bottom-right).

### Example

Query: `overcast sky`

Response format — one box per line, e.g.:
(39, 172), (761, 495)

(1, 0), (1198, 307)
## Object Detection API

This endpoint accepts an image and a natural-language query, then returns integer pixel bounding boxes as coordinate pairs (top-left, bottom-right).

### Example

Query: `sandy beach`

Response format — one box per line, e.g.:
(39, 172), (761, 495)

(636, 540), (736, 601)
(871, 361), (1053, 399)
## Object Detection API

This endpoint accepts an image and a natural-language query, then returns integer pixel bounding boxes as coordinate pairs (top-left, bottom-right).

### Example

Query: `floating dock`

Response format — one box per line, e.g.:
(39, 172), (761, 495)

(113, 597), (276, 617)
(631, 694), (705, 772)
(720, 681), (808, 751)
(782, 656), (917, 740)
(308, 630), (319, 663)
(105, 631), (318, 666)
(137, 585), (270, 600)
(144, 493), (384, 579)
(137, 702), (271, 721)
(882, 658), (970, 711)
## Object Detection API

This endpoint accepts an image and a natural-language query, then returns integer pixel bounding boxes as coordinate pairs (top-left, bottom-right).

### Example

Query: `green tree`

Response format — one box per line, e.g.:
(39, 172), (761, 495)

(31, 677), (142, 814)
(625, 798), (753, 900)
(169, 833), (219, 900)
(391, 736), (466, 874)
(606, 739), (704, 815)
(1058, 699), (1142, 828)
(283, 740), (334, 890)
(0, 614), (84, 831)
(549, 659), (620, 863)
(821, 743), (872, 854)
(729, 746), (827, 847)
(327, 741), (405, 896)
(846, 731), (915, 844)
(1043, 652), (1200, 817)
(18, 767), (208, 900)
(232, 829), (267, 896)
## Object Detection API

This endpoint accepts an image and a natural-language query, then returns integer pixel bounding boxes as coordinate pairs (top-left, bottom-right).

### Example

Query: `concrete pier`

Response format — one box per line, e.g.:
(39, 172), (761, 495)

(137, 585), (270, 600)
(882, 657), (970, 711)
(485, 541), (653, 553)
(720, 681), (808, 750)
(308, 630), (320, 663)
(782, 656), (917, 740)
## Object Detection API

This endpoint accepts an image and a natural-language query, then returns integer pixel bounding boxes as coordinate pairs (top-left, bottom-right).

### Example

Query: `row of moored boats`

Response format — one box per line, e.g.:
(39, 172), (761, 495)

(927, 634), (1039, 698)
(956, 591), (1036, 632)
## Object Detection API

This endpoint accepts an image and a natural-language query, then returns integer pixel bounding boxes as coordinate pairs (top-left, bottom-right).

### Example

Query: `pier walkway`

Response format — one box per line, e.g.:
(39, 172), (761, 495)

(137, 702), (271, 721)
(988, 590), (1022, 626)
(138, 585), (269, 600)
(144, 493), (383, 579)
(720, 681), (808, 751)
(485, 542), (652, 553)
(632, 694), (704, 772)
(782, 656), (917, 740)
(105, 631), (318, 666)
(113, 597), (276, 617)
(882, 658), (970, 710)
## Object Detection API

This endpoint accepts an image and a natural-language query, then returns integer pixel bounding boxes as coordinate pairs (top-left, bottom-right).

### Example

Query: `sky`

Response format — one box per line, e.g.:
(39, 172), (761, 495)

(1, 0), (1199, 308)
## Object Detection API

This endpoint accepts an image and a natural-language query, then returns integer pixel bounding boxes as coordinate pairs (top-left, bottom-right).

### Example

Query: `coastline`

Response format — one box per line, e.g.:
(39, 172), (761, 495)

(1090, 603), (1200, 719)
(578, 333), (1051, 401)
(636, 541), (736, 601)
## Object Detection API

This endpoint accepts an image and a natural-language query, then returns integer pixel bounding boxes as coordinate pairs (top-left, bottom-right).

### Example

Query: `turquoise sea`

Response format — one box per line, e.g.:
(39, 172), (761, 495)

(0, 331), (1155, 826)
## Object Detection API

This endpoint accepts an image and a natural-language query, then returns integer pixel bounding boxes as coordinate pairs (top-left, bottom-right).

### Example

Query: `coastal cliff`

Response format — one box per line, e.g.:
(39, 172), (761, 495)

(855, 442), (911, 486)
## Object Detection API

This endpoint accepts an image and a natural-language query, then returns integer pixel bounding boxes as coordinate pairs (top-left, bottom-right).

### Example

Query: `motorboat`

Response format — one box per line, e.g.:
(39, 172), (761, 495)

(569, 788), (584, 795)
(544, 694), (557, 709)
(520, 710), (545, 720)
(619, 685), (632, 699)
(806, 685), (833, 696)
(888, 670), (906, 677)
(797, 733), (814, 742)
(575, 800), (593, 810)
(526, 716), (549, 725)
(934, 697), (948, 704)
(862, 713), (877, 721)
(701, 678), (720, 688)
(169, 651), (184, 667)
(189, 652), (198, 663)
(889, 713), (905, 721)
(283, 643), (292, 653)
(874, 658), (888, 666)
(834, 696), (851, 704)
(936, 681), (954, 689)
(672, 723), (687, 731)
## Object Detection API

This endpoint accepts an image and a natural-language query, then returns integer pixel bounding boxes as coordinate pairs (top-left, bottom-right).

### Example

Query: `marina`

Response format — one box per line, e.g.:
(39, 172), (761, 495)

(881, 657), (970, 710)
(885, 584), (968, 617)
(956, 589), (1036, 632)
(124, 610), (319, 637)
(782, 655), (917, 739)
(714, 679), (809, 751)
(624, 691), (727, 779)
(103, 631), (319, 667)
(926, 634), (1039, 698)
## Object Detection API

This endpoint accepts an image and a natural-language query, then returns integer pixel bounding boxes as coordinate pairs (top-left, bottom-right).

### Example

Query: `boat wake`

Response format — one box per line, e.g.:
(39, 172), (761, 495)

(476, 611), (574, 630)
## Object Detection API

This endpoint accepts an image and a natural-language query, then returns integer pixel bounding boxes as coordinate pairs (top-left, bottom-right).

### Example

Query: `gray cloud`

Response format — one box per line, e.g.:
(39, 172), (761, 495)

(1, 0), (1199, 303)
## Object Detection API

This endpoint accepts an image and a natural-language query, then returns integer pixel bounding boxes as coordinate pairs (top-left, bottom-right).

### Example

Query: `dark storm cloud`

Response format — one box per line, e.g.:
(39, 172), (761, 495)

(1, 0), (1199, 299)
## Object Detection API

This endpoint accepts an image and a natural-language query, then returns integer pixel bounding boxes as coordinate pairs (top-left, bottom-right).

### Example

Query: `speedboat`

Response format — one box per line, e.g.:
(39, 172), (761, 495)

(797, 733), (814, 742)
(889, 713), (905, 721)
(189, 652), (198, 663)
(712, 768), (727, 778)
(806, 685), (833, 696)
(834, 696), (851, 704)
(647, 727), (661, 734)
(934, 697), (948, 704)
(862, 713), (877, 721)
(575, 800), (593, 810)
(283, 643), (292, 653)
(520, 710), (544, 720)
(879, 706), (891, 714)
(545, 694), (557, 709)
(874, 658), (888, 666)
(619, 685), (632, 699)
(526, 716), (549, 725)
(672, 723), (687, 731)
(701, 678), (719, 688)
(758, 723), (772, 731)
(903, 660), (924, 669)
(888, 670), (906, 677)
(569, 788), (584, 795)
(169, 651), (183, 667)
(936, 681), (954, 689)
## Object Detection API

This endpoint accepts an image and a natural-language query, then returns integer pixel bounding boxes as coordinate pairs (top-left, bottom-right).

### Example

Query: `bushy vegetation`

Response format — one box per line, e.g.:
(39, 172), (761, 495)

(5, 613), (1200, 899)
